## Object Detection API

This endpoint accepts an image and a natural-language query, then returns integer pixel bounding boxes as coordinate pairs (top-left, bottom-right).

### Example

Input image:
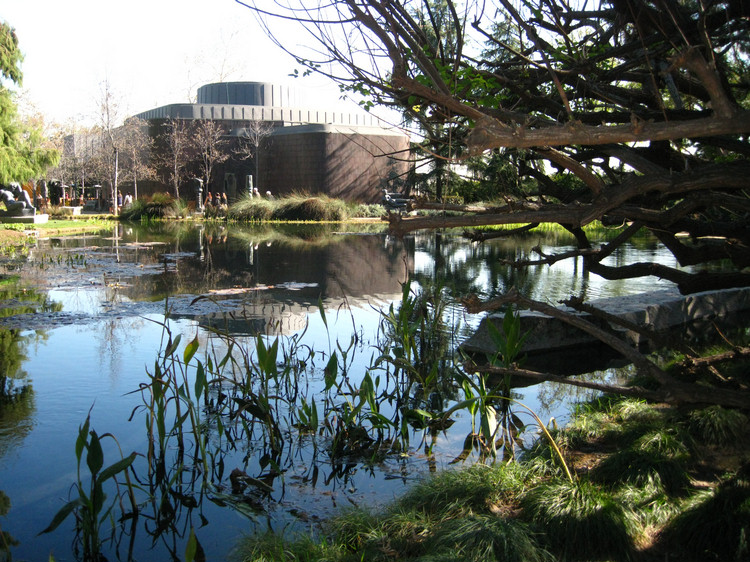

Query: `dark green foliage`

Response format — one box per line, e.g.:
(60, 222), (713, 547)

(590, 448), (690, 496)
(430, 515), (552, 562)
(658, 471), (750, 561)
(322, 489), (551, 562)
(0, 23), (22, 84)
(0, 21), (59, 183)
(231, 530), (345, 562)
(396, 463), (527, 514)
(119, 195), (183, 220)
(687, 405), (749, 447)
(520, 479), (633, 561)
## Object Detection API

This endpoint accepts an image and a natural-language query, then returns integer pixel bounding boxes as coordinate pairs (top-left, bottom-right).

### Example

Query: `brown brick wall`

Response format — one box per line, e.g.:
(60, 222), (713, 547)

(261, 130), (411, 202)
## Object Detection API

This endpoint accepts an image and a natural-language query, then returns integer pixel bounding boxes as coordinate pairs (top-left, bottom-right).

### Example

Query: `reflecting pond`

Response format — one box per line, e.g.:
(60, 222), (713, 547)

(0, 222), (686, 561)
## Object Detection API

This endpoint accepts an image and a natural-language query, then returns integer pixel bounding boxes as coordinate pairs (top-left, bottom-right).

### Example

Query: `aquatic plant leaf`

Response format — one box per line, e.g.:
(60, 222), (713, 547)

(233, 397), (269, 421)
(324, 352), (338, 391)
(98, 452), (137, 483)
(185, 526), (206, 562)
(194, 362), (206, 401)
(75, 415), (91, 464)
(86, 431), (104, 475)
(318, 296), (328, 329)
(38, 498), (83, 534)
(311, 399), (319, 429)
(184, 335), (199, 365)
(165, 334), (182, 358)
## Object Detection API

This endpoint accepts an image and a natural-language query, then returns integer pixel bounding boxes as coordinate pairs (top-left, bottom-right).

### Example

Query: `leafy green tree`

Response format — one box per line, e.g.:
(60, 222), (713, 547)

(0, 21), (59, 184)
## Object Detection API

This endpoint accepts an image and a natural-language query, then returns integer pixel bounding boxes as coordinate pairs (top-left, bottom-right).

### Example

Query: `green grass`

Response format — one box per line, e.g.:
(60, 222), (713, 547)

(687, 405), (749, 447)
(520, 479), (634, 561)
(396, 463), (530, 514)
(657, 470), (750, 561)
(228, 393), (748, 562)
(230, 531), (346, 562)
(228, 192), (350, 222)
(119, 195), (186, 220)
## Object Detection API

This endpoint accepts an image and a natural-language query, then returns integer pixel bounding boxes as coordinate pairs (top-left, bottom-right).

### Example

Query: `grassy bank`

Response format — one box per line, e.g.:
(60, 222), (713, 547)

(0, 218), (112, 256)
(232, 396), (750, 562)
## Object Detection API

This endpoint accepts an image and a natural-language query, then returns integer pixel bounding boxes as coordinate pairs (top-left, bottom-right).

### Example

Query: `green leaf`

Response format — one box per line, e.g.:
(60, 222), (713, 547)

(183, 335), (199, 365)
(164, 334), (182, 358)
(311, 399), (319, 429)
(75, 415), (91, 464)
(324, 352), (338, 391)
(318, 296), (328, 329)
(98, 452), (137, 483)
(39, 498), (82, 534)
(92, 482), (106, 517)
(194, 361), (206, 401)
(186, 527), (198, 562)
(86, 431), (104, 475)
(233, 397), (269, 420)
(411, 408), (434, 419)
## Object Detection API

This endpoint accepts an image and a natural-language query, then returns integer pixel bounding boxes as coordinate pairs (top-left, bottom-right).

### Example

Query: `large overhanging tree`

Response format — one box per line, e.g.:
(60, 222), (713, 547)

(240, 1), (750, 407)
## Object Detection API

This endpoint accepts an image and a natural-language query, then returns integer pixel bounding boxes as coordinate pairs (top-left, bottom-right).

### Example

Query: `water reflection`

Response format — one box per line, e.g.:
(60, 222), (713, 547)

(0, 292), (41, 561)
(0, 223), (698, 561)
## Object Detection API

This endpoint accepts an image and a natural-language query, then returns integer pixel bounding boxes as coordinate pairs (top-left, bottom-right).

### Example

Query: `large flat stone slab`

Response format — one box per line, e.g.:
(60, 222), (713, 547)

(462, 286), (750, 358)
(0, 213), (49, 224)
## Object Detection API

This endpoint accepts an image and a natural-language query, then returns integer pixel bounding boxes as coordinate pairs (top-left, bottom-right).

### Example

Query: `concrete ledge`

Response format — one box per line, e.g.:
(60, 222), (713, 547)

(0, 213), (49, 224)
(462, 286), (750, 358)
(60, 206), (83, 215)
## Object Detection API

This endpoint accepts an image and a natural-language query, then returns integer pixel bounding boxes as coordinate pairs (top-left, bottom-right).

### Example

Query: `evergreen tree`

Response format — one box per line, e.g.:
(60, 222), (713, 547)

(0, 20), (58, 184)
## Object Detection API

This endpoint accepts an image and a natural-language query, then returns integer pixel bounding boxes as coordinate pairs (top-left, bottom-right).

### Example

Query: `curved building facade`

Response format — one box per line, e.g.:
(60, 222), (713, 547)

(135, 81), (412, 203)
(197, 81), (302, 107)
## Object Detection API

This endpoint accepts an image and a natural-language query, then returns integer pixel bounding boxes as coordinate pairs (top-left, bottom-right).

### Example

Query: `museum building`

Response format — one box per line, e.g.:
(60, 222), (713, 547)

(133, 81), (412, 203)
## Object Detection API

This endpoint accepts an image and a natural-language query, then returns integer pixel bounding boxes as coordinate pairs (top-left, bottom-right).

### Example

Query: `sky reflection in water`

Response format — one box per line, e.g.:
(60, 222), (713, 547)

(0, 223), (682, 560)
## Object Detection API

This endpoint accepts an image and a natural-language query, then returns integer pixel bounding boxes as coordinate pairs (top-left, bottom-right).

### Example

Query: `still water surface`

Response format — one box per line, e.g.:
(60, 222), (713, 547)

(0, 222), (682, 560)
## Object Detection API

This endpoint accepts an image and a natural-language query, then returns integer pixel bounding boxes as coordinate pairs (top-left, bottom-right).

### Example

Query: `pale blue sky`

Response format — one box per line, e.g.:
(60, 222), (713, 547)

(3, 0), (346, 126)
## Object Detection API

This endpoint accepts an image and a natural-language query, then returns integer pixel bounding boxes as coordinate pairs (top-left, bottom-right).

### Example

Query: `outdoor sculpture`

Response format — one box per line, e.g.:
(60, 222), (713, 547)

(0, 183), (35, 216)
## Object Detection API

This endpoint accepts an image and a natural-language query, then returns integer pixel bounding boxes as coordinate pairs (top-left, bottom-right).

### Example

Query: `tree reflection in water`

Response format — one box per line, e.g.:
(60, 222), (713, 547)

(1, 223), (689, 559)
(0, 282), (51, 559)
(64, 276), (541, 558)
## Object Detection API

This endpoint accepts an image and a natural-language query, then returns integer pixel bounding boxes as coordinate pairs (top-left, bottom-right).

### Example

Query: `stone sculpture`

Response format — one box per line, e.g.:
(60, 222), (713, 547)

(0, 183), (35, 216)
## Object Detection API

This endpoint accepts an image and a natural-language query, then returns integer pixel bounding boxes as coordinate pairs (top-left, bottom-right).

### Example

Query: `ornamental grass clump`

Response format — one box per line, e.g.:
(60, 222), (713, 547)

(429, 515), (553, 562)
(271, 193), (348, 221)
(590, 447), (691, 496)
(232, 530), (346, 562)
(323, 502), (551, 562)
(227, 193), (274, 221)
(396, 463), (529, 515)
(120, 194), (183, 220)
(520, 479), (634, 562)
(306, 462), (552, 562)
(656, 468), (750, 561)
(687, 405), (749, 447)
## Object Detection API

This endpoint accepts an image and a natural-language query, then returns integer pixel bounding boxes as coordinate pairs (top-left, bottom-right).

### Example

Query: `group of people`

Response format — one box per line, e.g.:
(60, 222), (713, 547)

(116, 191), (133, 208)
(249, 187), (274, 200)
(204, 191), (228, 210)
